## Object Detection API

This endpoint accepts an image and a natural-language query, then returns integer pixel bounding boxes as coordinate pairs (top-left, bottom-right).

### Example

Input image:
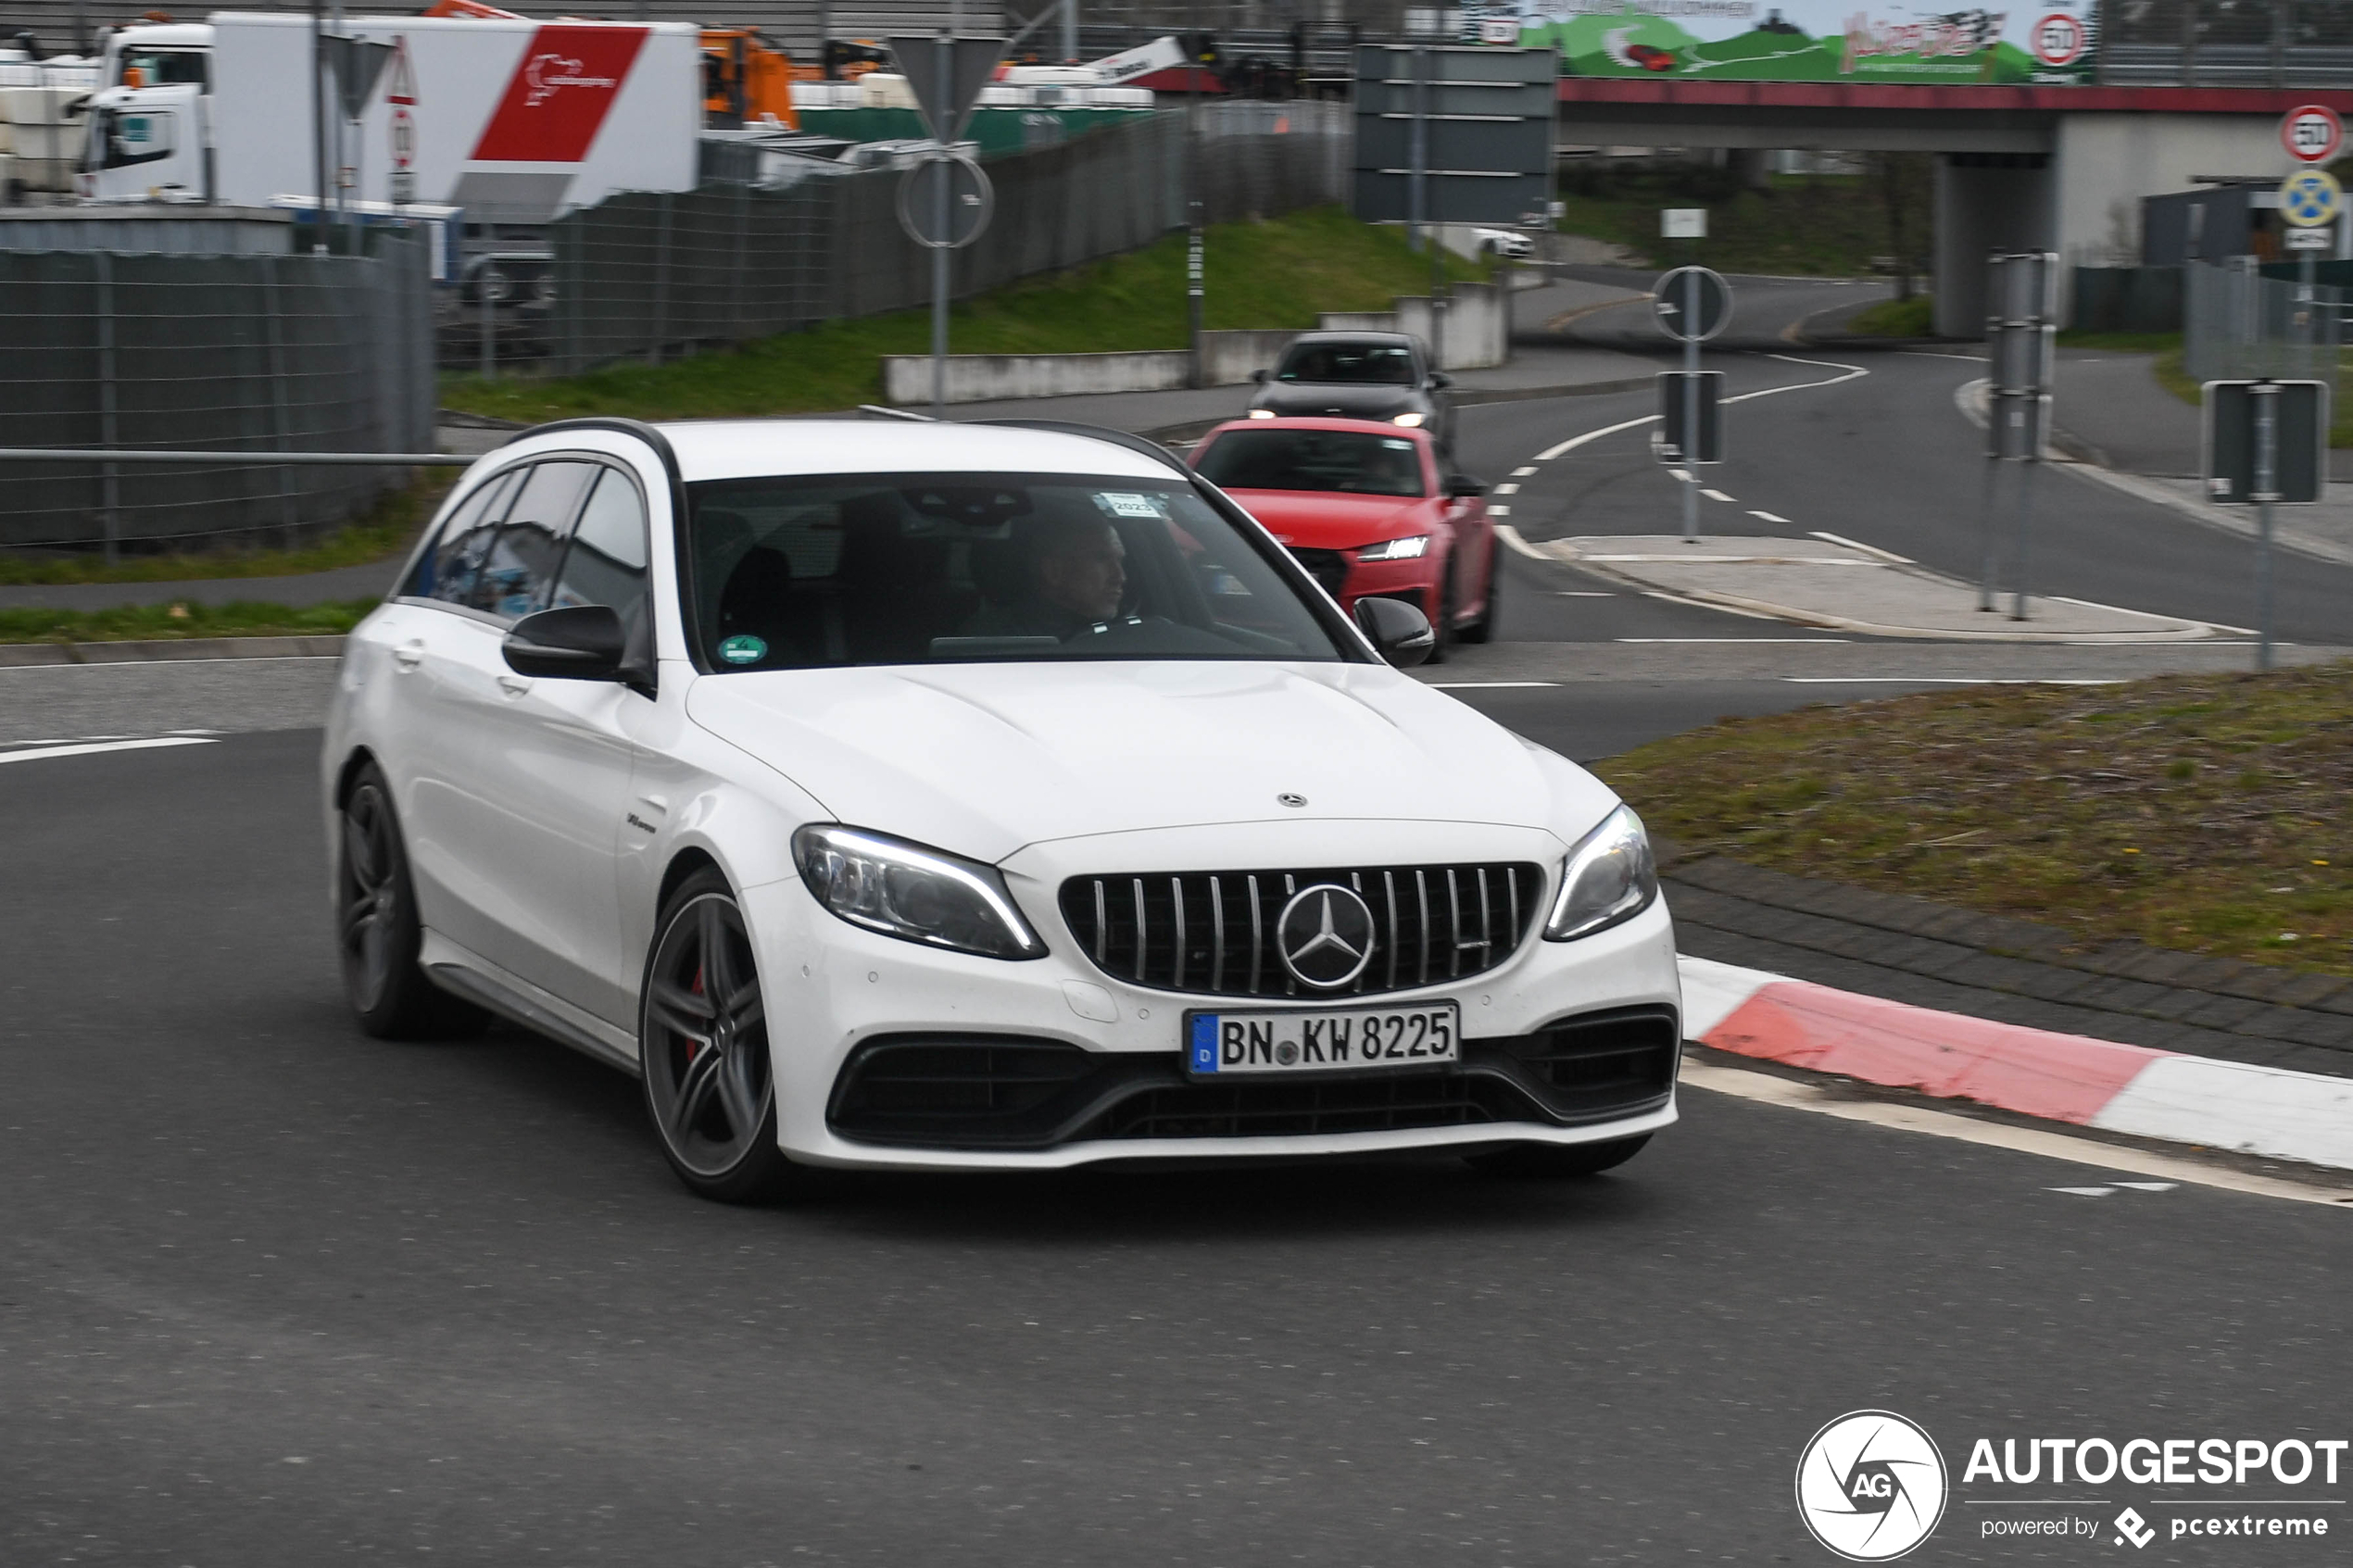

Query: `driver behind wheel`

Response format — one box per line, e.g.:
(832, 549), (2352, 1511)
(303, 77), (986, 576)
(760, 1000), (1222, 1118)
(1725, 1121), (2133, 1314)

(964, 512), (1127, 640)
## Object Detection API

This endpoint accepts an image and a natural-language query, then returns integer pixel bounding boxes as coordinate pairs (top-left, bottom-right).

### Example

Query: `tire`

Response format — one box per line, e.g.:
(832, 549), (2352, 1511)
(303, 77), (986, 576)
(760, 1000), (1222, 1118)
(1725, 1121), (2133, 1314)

(1421, 567), (1460, 665)
(337, 764), (491, 1040)
(1456, 538), (1500, 645)
(638, 869), (802, 1204)
(1464, 1135), (1651, 1178)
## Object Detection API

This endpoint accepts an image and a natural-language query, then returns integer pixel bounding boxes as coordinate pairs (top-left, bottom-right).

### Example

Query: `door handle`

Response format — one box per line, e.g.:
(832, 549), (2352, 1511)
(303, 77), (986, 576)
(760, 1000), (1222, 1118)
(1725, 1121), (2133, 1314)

(497, 674), (532, 697)
(393, 639), (424, 671)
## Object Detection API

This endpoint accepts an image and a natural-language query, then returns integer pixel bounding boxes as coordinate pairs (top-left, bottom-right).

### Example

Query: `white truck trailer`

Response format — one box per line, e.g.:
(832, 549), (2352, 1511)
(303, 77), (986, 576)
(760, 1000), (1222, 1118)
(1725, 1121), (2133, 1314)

(82, 12), (699, 222)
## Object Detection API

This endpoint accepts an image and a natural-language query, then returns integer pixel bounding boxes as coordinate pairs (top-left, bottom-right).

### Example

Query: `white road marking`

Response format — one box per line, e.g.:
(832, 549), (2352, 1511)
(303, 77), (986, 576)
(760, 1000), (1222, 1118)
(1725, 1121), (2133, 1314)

(1748, 510), (1790, 523)
(1528, 357), (1864, 465)
(1427, 681), (1559, 688)
(1492, 483), (1518, 495)
(2044, 595), (2259, 637)
(1536, 413), (1659, 461)
(1554, 591), (1615, 596)
(0, 736), (218, 766)
(2113, 1181), (2178, 1192)
(1667, 468), (1694, 483)
(1701, 489), (1737, 502)
(1510, 466), (1537, 477)
(2050, 1186), (2117, 1197)
(1807, 529), (1914, 564)
(1491, 523), (1550, 560)
(1780, 676), (2124, 684)
(1488, 505), (1511, 516)
(1899, 350), (1988, 361)
(1680, 1057), (2353, 1209)
(1619, 636), (1852, 644)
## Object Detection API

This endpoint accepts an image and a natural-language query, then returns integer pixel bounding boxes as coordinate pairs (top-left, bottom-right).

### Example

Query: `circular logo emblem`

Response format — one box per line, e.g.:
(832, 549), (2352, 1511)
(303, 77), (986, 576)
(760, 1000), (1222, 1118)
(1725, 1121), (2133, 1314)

(2031, 13), (2085, 67)
(1277, 793), (1308, 808)
(717, 633), (768, 665)
(1793, 1411), (1947, 1562)
(1274, 884), (1376, 990)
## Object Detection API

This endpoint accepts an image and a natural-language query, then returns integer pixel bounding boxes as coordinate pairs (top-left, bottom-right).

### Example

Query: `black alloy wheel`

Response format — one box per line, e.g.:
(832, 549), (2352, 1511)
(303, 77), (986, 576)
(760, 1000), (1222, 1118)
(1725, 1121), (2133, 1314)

(337, 763), (490, 1040)
(639, 869), (800, 1204)
(1464, 1134), (1651, 1178)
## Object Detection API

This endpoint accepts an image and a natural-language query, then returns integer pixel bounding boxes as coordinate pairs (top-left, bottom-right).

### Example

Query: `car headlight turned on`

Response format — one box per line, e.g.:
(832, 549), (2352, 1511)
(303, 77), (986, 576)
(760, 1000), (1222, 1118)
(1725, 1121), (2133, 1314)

(1391, 412), (1426, 427)
(1355, 534), (1430, 561)
(792, 824), (1047, 960)
(1248, 408), (1278, 419)
(1543, 805), (1657, 941)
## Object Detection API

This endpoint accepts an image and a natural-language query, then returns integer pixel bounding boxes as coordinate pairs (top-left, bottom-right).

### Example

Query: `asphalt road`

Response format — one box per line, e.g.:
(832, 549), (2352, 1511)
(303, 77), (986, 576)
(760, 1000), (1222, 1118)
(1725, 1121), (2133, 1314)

(7, 728), (2350, 1567)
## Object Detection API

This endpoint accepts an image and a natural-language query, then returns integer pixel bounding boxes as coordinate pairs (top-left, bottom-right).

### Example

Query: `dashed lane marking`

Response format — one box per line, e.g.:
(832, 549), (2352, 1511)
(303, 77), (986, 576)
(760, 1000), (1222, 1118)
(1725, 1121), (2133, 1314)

(1492, 483), (1518, 495)
(1749, 510), (1790, 523)
(1510, 466), (1536, 477)
(1618, 636), (1853, 644)
(0, 736), (218, 766)
(1701, 489), (1736, 502)
(1807, 529), (1914, 564)
(1488, 505), (1511, 516)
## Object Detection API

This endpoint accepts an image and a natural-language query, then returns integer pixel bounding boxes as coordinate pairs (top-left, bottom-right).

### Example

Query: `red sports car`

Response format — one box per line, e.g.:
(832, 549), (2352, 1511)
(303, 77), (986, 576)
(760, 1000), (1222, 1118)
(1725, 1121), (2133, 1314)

(1189, 416), (1497, 659)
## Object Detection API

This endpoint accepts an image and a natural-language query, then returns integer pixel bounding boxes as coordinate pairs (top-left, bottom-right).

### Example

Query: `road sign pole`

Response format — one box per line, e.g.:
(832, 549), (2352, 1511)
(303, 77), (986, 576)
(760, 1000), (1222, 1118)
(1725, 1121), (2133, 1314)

(1682, 269), (1701, 543)
(1187, 199), (1204, 390)
(930, 33), (951, 419)
(2255, 381), (2279, 671)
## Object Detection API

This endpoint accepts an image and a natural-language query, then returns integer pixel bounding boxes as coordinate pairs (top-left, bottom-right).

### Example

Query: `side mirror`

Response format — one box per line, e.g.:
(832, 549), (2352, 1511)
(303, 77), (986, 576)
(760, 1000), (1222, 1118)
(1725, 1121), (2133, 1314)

(504, 605), (626, 681)
(1428, 371), (1453, 391)
(1353, 596), (1435, 669)
(1250, 367), (1269, 383)
(1443, 473), (1486, 499)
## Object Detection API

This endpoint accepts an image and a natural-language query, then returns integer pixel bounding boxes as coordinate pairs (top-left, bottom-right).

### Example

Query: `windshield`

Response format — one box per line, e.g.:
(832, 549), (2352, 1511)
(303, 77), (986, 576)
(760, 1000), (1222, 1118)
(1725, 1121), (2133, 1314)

(119, 48), (208, 87)
(685, 471), (1352, 671)
(1194, 429), (1428, 499)
(1275, 343), (1416, 386)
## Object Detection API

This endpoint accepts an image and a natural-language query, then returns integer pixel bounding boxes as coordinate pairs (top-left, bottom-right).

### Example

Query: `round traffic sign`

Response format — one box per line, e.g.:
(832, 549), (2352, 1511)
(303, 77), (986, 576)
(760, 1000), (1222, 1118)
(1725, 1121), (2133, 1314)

(1653, 266), (1732, 343)
(895, 152), (995, 251)
(2282, 104), (2344, 166)
(2030, 13), (2086, 68)
(2280, 168), (2342, 228)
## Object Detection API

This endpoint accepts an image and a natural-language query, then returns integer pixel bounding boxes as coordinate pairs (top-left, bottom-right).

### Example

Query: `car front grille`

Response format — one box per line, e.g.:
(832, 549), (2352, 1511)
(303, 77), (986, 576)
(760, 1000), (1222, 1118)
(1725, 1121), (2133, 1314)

(1058, 863), (1546, 999)
(823, 1009), (1680, 1151)
(1287, 546), (1351, 598)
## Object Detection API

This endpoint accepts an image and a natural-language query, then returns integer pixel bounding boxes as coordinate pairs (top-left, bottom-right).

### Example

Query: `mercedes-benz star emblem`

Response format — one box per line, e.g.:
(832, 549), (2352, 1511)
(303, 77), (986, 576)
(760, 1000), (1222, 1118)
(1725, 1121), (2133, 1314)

(1275, 884), (1376, 989)
(1277, 793), (1307, 808)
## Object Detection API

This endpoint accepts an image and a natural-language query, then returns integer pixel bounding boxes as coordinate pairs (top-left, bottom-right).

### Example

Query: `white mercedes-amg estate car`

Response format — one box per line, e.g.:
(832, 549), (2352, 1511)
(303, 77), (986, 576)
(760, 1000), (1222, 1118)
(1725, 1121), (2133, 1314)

(323, 418), (1680, 1201)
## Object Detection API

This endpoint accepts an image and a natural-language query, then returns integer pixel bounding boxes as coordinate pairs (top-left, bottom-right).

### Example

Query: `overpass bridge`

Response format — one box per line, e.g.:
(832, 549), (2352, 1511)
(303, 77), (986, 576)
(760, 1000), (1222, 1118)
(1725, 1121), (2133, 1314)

(1556, 77), (2353, 333)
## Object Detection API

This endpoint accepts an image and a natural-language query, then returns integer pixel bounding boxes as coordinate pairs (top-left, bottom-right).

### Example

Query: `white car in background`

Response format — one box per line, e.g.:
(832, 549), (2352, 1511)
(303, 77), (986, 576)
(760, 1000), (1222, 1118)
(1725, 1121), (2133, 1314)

(322, 417), (1680, 1202)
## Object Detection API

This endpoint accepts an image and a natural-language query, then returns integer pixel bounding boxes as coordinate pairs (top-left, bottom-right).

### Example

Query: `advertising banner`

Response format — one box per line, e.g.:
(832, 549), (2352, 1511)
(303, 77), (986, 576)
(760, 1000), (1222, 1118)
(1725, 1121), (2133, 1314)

(1480, 1), (2097, 85)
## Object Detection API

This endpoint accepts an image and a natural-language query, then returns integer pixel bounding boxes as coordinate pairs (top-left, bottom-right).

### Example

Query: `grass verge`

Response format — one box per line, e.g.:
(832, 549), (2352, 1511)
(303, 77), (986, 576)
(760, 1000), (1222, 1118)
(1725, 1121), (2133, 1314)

(0, 474), (453, 586)
(1843, 294), (1933, 338)
(439, 207), (1487, 423)
(1597, 665), (2353, 973)
(0, 598), (378, 644)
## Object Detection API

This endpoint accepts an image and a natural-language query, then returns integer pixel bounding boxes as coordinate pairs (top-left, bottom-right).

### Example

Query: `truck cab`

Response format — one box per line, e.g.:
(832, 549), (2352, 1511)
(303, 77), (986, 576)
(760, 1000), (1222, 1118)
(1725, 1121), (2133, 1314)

(81, 23), (214, 201)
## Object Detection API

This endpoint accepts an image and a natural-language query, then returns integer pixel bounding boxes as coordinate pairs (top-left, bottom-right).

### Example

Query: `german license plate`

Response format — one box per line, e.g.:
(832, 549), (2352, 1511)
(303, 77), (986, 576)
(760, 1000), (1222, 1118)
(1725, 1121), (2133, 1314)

(1185, 1003), (1460, 1076)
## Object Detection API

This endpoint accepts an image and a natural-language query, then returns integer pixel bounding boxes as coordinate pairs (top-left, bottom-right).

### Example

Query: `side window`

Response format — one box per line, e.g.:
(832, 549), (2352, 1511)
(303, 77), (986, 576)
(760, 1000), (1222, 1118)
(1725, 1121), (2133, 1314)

(472, 460), (599, 621)
(410, 468), (522, 603)
(550, 467), (652, 633)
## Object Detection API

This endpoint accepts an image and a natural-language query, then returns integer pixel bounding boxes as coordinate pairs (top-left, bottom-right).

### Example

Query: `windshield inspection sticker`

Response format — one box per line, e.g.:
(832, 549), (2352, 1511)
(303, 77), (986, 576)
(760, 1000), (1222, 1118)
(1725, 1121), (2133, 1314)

(1095, 492), (1164, 519)
(717, 634), (767, 665)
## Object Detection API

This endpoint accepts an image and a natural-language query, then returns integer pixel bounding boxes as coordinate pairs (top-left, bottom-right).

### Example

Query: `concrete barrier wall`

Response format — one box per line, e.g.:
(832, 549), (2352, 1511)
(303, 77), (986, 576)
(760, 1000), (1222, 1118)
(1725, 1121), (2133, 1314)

(881, 349), (1191, 406)
(1197, 329), (1300, 386)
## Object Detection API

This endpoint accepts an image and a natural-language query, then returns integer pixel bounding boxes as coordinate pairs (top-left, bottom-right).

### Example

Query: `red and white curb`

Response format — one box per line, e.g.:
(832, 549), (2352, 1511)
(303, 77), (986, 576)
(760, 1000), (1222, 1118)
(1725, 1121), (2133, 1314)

(1680, 956), (2353, 1173)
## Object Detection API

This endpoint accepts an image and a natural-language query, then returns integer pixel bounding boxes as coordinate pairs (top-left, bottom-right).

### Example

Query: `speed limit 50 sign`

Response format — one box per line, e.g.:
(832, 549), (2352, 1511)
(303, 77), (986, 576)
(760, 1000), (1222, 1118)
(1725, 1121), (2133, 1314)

(2282, 104), (2345, 166)
(2030, 14), (2086, 68)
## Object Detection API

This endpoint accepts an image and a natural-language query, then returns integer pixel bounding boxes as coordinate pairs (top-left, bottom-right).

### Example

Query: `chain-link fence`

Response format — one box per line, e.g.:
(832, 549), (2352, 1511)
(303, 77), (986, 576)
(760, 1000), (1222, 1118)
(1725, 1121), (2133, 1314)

(2183, 258), (2347, 393)
(0, 236), (434, 553)
(525, 103), (1350, 376)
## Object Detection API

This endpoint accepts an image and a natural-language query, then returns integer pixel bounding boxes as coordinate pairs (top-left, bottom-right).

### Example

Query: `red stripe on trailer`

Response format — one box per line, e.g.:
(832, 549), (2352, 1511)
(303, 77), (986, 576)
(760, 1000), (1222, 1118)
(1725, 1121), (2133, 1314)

(1700, 978), (2165, 1124)
(469, 24), (648, 164)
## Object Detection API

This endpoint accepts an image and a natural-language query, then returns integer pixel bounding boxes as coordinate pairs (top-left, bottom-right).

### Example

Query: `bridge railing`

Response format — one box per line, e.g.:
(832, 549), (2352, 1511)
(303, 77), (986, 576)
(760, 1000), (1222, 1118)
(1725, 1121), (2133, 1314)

(2098, 42), (2353, 88)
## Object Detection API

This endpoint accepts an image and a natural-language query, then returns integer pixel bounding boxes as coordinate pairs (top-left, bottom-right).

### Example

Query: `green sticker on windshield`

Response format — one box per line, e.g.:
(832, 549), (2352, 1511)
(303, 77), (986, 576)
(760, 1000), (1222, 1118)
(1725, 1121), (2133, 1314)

(718, 634), (767, 665)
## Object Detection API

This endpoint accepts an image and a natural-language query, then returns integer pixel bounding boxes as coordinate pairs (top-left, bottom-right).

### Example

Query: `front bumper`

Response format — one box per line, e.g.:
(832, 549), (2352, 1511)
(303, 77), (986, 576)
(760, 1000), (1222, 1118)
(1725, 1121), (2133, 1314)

(744, 822), (1681, 1171)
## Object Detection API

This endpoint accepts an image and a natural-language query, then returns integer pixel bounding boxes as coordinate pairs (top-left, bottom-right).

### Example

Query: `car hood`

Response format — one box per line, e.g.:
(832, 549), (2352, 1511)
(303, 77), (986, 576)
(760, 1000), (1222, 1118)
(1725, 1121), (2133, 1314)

(1226, 489), (1438, 549)
(1251, 383), (1424, 419)
(686, 661), (1612, 865)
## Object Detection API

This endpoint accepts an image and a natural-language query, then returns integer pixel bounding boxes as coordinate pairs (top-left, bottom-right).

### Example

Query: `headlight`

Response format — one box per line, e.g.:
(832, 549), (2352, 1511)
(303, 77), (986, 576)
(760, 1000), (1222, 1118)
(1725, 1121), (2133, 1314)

(1355, 534), (1430, 561)
(1543, 805), (1657, 942)
(1391, 412), (1426, 427)
(1248, 408), (1277, 419)
(792, 824), (1046, 960)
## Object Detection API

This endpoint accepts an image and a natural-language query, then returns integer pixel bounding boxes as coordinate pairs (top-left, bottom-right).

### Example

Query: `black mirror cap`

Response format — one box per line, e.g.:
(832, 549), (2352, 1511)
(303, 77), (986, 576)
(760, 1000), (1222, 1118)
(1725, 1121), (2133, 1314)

(503, 604), (626, 681)
(1353, 595), (1435, 669)
(1250, 367), (1270, 383)
(1444, 473), (1486, 498)
(1428, 371), (1453, 391)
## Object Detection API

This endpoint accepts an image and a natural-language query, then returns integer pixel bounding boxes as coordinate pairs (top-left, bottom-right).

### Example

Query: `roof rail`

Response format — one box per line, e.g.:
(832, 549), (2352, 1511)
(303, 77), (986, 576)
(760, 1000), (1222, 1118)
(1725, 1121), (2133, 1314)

(965, 419), (1190, 478)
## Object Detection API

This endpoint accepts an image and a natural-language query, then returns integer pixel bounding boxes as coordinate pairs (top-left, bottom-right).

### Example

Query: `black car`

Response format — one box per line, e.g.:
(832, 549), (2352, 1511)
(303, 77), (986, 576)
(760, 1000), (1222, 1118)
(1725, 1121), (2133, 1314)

(1247, 332), (1454, 450)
